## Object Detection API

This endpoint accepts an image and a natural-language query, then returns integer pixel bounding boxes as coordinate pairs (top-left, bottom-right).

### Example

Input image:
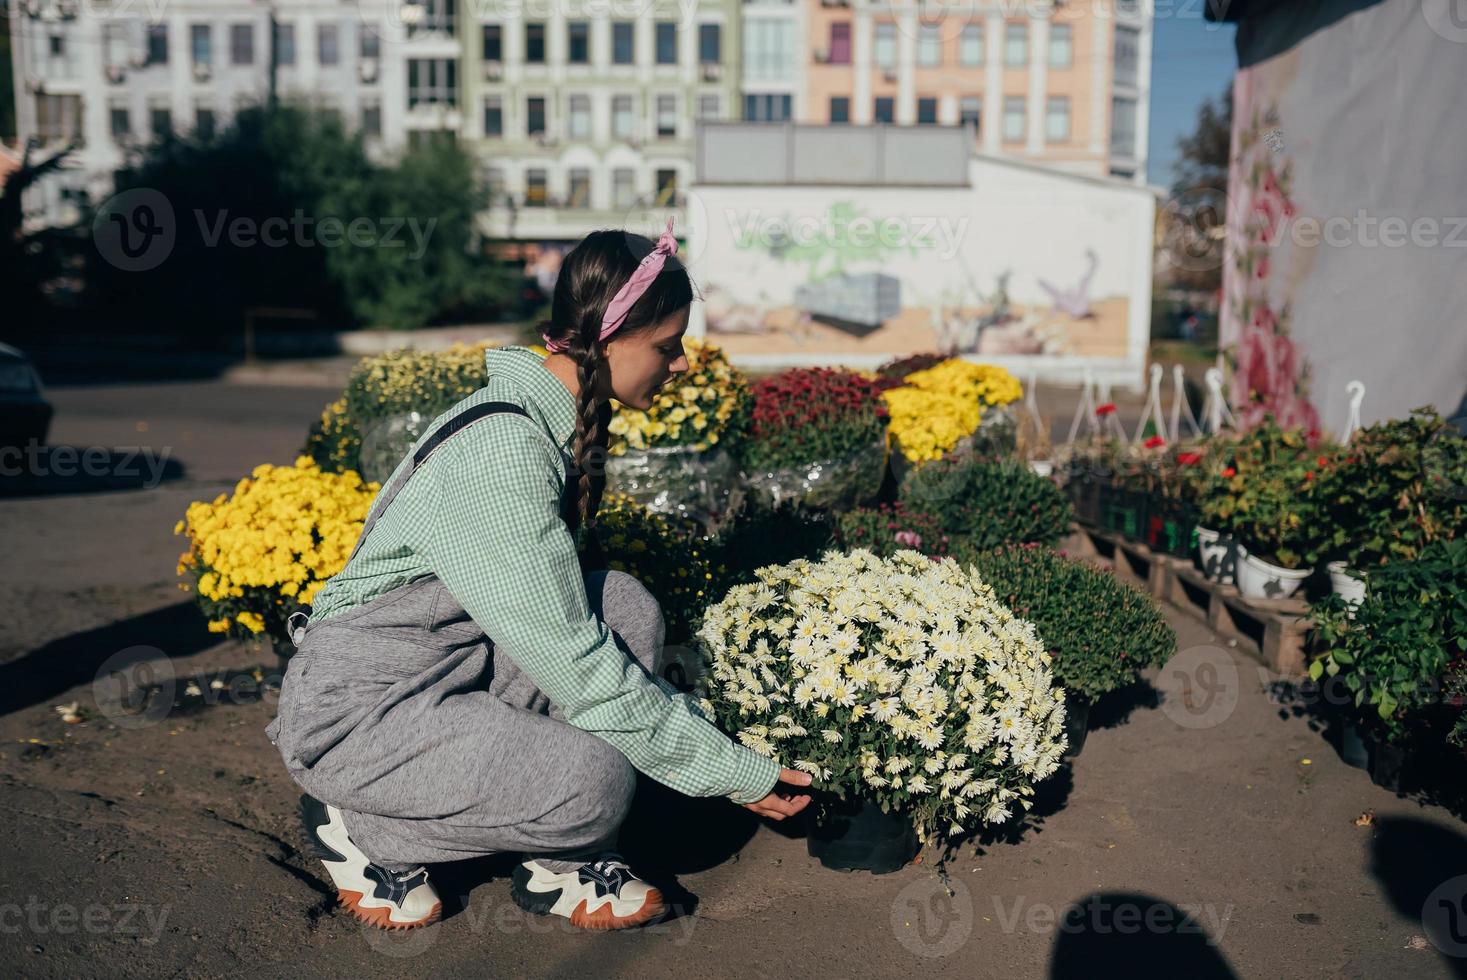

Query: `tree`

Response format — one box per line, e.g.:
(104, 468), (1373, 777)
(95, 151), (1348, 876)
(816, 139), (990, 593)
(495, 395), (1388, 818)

(0, 140), (79, 340)
(1172, 85), (1233, 195)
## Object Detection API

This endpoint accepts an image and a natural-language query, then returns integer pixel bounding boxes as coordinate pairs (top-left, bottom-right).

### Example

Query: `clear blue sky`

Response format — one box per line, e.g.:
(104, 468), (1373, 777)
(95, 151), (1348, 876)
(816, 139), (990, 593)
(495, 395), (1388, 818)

(1147, 12), (1238, 189)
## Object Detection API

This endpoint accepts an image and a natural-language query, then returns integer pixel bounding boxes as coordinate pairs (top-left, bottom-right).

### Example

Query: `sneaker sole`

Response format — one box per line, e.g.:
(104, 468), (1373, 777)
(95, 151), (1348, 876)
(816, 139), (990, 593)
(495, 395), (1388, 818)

(297, 795), (442, 931)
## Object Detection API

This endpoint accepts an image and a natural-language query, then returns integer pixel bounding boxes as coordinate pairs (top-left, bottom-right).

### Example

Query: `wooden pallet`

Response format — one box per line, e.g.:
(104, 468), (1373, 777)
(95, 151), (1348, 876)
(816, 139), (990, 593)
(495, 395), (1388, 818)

(1059, 523), (1315, 678)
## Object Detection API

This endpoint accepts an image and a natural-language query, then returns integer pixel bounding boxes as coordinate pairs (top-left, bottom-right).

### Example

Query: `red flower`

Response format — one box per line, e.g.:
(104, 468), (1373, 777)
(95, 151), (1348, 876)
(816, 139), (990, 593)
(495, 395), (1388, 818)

(1176, 452), (1203, 466)
(1144, 435), (1166, 449)
(1096, 403), (1117, 416)
(1222, 466), (1236, 478)
(1304, 471), (1313, 481)
(1316, 455), (1329, 467)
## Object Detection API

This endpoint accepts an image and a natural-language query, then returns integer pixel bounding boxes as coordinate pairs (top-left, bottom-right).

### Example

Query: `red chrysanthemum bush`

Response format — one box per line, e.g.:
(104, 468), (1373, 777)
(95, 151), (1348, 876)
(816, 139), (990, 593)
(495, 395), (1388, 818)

(739, 368), (889, 473)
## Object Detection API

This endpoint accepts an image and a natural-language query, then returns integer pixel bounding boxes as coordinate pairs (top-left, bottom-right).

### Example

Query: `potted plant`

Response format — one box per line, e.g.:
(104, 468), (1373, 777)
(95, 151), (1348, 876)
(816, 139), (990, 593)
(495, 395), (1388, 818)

(1015, 409), (1056, 478)
(832, 502), (951, 558)
(899, 454), (1075, 553)
(738, 367), (889, 512)
(694, 550), (1068, 870)
(963, 543), (1177, 756)
(174, 457), (380, 659)
(1309, 538), (1466, 791)
(878, 358), (1023, 478)
(606, 338), (750, 530)
(1314, 408), (1467, 602)
(1057, 437), (1125, 528)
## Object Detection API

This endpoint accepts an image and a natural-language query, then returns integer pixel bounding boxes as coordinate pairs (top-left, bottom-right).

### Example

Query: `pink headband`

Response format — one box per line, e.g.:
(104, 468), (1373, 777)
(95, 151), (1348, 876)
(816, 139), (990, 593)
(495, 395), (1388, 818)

(542, 217), (678, 354)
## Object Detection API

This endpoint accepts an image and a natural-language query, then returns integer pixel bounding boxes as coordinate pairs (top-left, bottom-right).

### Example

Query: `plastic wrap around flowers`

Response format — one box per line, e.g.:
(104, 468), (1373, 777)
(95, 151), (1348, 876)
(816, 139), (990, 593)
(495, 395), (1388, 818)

(603, 444), (740, 530)
(694, 549), (1068, 845)
(744, 435), (889, 512)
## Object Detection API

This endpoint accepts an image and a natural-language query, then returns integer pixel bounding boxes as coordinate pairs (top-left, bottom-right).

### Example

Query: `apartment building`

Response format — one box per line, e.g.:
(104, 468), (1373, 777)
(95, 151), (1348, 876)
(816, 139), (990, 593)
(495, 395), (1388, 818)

(463, 1), (741, 243)
(803, 0), (1150, 182)
(10, 0), (405, 226)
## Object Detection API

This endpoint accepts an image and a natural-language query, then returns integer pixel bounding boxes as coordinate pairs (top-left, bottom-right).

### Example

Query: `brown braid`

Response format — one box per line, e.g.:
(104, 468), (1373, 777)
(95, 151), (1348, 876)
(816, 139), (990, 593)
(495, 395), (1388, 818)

(566, 341), (611, 534)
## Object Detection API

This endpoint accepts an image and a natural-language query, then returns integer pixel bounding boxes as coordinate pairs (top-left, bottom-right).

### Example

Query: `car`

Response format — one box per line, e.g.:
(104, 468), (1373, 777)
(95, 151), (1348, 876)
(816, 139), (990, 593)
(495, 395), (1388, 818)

(0, 342), (54, 449)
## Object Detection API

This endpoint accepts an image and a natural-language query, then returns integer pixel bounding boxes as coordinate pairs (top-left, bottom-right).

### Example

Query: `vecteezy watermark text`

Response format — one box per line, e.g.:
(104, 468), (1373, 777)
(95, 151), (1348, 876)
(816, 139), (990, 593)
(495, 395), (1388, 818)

(0, 442), (172, 489)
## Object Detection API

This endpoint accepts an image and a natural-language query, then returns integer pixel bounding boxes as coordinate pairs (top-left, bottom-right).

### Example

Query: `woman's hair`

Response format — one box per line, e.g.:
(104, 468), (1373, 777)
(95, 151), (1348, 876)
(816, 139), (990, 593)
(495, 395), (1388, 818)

(539, 228), (695, 534)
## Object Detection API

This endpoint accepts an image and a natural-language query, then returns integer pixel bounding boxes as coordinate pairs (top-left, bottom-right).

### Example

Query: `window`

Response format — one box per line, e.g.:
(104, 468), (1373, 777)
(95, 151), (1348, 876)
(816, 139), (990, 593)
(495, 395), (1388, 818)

(483, 96), (503, 137)
(613, 22), (634, 64)
(407, 59), (457, 107)
(612, 169), (636, 210)
(362, 102), (382, 137)
(1002, 95), (1025, 141)
(873, 96), (894, 123)
(104, 24), (129, 70)
(35, 94), (82, 141)
(1004, 22), (1027, 67)
(568, 168), (591, 209)
(656, 94), (677, 137)
(1045, 95), (1070, 142)
(50, 34), (63, 57)
(1113, 26), (1139, 88)
(525, 169), (547, 207)
(655, 168), (678, 205)
(1110, 96), (1137, 157)
(361, 31), (380, 59)
(746, 20), (795, 81)
(568, 94), (591, 139)
(874, 23), (895, 67)
(484, 166), (505, 206)
(147, 24), (168, 65)
(829, 96), (849, 123)
(917, 97), (938, 124)
(526, 96), (546, 135)
(151, 106), (172, 140)
(699, 23), (721, 63)
(612, 94), (635, 139)
(196, 105), (215, 140)
(230, 24), (253, 65)
(743, 93), (790, 122)
(191, 25), (211, 66)
(568, 22), (589, 64)
(697, 94), (721, 119)
(276, 24), (295, 66)
(918, 24), (941, 67)
(656, 22), (677, 64)
(960, 24), (982, 67)
(318, 24), (339, 66)
(959, 96), (981, 133)
(525, 23), (545, 63)
(482, 24), (501, 61)
(1049, 23), (1072, 69)
(828, 22), (851, 64)
(110, 105), (130, 139)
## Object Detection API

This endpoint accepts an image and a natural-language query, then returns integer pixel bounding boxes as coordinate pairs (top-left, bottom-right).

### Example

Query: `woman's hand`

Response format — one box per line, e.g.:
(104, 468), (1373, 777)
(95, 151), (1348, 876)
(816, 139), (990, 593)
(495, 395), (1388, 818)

(741, 768), (814, 821)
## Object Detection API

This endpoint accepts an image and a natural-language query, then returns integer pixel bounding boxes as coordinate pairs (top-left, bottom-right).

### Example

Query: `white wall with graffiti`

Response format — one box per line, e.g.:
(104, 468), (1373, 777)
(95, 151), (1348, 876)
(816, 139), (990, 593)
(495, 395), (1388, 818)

(686, 155), (1156, 390)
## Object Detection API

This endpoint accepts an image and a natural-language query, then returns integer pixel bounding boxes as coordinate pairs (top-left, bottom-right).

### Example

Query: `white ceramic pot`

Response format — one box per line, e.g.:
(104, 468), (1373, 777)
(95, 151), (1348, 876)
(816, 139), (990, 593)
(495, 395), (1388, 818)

(1194, 526), (1238, 583)
(1029, 459), (1054, 478)
(1234, 544), (1312, 600)
(1326, 560), (1368, 604)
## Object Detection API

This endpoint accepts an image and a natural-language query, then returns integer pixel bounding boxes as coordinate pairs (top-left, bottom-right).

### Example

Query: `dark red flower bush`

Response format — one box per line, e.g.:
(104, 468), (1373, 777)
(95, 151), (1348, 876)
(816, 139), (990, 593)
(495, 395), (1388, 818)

(740, 368), (889, 472)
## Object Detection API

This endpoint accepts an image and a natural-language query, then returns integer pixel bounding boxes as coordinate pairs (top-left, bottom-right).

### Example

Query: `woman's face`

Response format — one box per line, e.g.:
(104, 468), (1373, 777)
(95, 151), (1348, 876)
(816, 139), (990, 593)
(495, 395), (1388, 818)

(600, 307), (691, 410)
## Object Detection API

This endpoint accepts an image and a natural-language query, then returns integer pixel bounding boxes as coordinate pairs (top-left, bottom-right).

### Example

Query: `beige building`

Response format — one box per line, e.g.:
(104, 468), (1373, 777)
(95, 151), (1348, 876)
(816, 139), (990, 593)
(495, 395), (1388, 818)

(800, 1), (1150, 183)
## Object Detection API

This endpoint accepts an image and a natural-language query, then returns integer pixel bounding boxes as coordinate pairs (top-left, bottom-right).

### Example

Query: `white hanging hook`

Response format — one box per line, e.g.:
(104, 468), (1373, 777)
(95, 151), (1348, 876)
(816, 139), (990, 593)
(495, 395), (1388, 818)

(1066, 369), (1099, 444)
(1133, 363), (1167, 444)
(1202, 367), (1236, 433)
(1170, 364), (1203, 442)
(1342, 380), (1366, 443)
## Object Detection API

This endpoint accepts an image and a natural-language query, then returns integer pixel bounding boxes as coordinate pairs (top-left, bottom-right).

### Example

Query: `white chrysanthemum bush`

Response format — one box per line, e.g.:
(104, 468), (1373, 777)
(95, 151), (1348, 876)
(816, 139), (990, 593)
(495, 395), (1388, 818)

(694, 549), (1068, 846)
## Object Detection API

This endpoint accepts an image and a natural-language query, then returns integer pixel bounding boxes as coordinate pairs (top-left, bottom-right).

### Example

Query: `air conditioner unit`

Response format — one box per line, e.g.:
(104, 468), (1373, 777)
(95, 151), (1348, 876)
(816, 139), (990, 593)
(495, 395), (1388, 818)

(25, 76), (46, 94)
(106, 64), (126, 84)
(483, 60), (502, 81)
(21, 0), (42, 17)
(57, 0), (79, 19)
(129, 53), (149, 69)
(535, 133), (558, 148)
(192, 62), (212, 82)
(701, 62), (722, 81)
(813, 48), (830, 64)
(358, 57), (379, 82)
(883, 69), (897, 83)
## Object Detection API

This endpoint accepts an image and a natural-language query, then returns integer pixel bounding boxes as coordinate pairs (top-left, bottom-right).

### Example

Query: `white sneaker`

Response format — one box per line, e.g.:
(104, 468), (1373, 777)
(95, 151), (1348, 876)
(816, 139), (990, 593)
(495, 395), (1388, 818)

(511, 853), (666, 930)
(298, 794), (442, 930)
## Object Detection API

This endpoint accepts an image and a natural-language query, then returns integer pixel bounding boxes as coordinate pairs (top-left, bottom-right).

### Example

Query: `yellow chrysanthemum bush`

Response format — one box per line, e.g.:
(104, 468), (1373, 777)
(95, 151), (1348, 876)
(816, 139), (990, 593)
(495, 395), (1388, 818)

(694, 549), (1067, 847)
(174, 456), (379, 650)
(607, 338), (751, 456)
(879, 359), (1023, 464)
(305, 342), (530, 479)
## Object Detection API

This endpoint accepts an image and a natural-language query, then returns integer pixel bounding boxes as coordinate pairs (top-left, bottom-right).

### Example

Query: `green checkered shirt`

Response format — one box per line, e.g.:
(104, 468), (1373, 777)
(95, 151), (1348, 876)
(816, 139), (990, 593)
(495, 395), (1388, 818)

(306, 346), (780, 805)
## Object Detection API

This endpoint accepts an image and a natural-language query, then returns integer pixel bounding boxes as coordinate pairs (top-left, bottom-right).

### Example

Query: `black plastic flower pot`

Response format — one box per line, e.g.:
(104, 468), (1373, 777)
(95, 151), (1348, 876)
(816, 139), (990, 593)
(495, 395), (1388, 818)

(1063, 697), (1092, 758)
(1336, 721), (1370, 770)
(1103, 488), (1143, 540)
(1368, 738), (1409, 792)
(806, 796), (920, 874)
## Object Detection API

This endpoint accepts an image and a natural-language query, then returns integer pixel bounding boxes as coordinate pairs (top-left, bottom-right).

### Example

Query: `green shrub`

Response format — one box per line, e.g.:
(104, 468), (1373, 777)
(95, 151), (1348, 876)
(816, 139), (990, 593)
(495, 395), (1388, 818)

(963, 543), (1177, 703)
(738, 368), (888, 473)
(584, 493), (712, 643)
(900, 455), (1074, 550)
(704, 500), (835, 595)
(1310, 537), (1467, 745)
(833, 502), (951, 558)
